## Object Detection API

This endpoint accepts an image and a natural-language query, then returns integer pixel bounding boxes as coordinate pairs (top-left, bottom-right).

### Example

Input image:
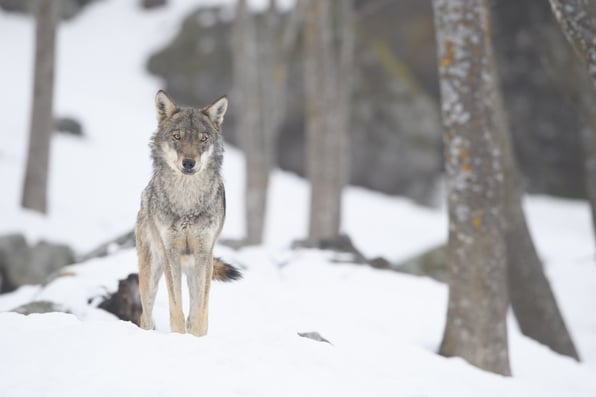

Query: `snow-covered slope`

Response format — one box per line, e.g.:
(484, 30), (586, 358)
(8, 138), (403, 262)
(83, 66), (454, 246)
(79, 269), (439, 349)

(1, 1), (595, 396)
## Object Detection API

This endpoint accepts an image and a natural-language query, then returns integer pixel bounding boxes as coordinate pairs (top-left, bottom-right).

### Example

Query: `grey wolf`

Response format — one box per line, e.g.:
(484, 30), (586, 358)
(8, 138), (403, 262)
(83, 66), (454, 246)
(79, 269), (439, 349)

(135, 90), (240, 337)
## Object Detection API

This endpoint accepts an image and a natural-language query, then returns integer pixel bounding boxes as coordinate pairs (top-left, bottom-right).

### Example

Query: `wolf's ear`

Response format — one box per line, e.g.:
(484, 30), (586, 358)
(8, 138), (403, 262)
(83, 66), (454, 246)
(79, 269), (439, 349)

(202, 96), (228, 129)
(155, 90), (177, 123)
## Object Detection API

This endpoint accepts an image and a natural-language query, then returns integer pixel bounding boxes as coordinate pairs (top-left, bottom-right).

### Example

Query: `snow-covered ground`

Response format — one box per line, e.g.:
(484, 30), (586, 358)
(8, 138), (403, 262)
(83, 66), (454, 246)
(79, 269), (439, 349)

(1, 1), (595, 396)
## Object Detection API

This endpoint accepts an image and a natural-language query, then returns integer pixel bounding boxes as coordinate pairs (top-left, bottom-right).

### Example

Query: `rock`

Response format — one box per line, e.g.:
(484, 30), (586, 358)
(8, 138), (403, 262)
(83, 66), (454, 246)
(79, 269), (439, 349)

(54, 116), (84, 137)
(11, 301), (68, 315)
(78, 230), (135, 263)
(0, 0), (100, 20)
(491, 0), (587, 199)
(147, 2), (589, 202)
(98, 274), (141, 326)
(292, 234), (367, 263)
(140, 0), (167, 10)
(0, 234), (75, 293)
(393, 245), (447, 283)
(146, 5), (443, 205)
(298, 331), (332, 345)
(28, 241), (75, 284)
(0, 234), (30, 292)
(368, 256), (392, 270)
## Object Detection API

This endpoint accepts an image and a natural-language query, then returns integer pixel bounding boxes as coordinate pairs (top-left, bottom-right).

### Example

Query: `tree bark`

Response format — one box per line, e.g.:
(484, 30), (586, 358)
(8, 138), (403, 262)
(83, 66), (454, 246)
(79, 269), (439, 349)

(432, 0), (511, 376)
(578, 61), (596, 255)
(233, 0), (264, 245)
(21, 0), (60, 214)
(304, 0), (353, 240)
(333, 0), (354, 213)
(233, 0), (300, 245)
(486, 19), (581, 359)
(549, 0), (596, 253)
(497, 81), (580, 360)
(549, 0), (596, 87)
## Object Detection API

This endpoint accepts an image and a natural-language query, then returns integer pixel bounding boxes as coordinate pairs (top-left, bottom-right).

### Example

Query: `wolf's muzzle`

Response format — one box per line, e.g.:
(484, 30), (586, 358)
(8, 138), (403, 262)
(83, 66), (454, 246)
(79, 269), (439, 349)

(182, 158), (196, 173)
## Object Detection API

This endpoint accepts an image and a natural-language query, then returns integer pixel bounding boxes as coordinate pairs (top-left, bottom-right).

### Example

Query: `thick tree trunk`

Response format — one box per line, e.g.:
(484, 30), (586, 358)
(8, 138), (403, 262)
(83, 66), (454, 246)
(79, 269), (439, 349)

(22, 0), (60, 214)
(433, 0), (511, 376)
(233, 0), (264, 245)
(304, 0), (353, 240)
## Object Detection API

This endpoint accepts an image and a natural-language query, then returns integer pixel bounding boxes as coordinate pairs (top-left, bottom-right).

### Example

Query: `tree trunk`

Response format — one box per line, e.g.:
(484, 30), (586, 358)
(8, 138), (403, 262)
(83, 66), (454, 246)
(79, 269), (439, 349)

(488, 27), (581, 360)
(498, 89), (580, 360)
(304, 0), (353, 241)
(432, 0), (511, 376)
(549, 0), (596, 87)
(233, 0), (264, 245)
(21, 0), (60, 214)
(578, 61), (596, 254)
(233, 0), (299, 245)
(549, 0), (596, 252)
(332, 0), (354, 213)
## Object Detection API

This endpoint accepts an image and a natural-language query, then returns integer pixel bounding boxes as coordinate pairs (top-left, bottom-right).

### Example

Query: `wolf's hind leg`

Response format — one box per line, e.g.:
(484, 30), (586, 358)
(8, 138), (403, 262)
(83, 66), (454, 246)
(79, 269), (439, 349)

(138, 235), (162, 330)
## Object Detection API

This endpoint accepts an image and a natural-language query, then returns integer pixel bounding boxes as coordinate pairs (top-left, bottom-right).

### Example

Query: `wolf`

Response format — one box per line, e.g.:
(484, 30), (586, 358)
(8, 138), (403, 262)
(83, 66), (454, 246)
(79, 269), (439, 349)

(135, 90), (241, 337)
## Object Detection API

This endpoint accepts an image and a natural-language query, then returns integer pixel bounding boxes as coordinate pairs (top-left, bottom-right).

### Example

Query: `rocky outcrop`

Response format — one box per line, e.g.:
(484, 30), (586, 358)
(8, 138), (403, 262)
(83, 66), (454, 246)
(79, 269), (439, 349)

(147, 2), (589, 202)
(147, 5), (443, 205)
(0, 234), (74, 293)
(0, 0), (99, 20)
(11, 301), (68, 315)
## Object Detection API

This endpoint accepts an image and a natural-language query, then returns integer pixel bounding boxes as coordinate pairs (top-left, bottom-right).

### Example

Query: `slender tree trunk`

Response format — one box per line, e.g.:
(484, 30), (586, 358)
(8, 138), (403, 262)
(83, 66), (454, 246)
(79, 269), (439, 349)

(248, 0), (284, 245)
(304, 0), (333, 240)
(233, 0), (264, 245)
(333, 0), (354, 212)
(486, 18), (581, 359)
(495, 70), (580, 360)
(549, 0), (596, 87)
(22, 0), (60, 214)
(549, 0), (596, 251)
(304, 0), (353, 240)
(578, 62), (596, 252)
(433, 0), (511, 376)
(233, 0), (299, 245)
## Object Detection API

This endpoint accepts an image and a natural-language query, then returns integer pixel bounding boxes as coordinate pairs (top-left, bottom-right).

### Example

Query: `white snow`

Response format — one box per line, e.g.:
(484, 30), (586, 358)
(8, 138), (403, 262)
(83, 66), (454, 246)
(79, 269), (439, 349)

(1, 1), (596, 396)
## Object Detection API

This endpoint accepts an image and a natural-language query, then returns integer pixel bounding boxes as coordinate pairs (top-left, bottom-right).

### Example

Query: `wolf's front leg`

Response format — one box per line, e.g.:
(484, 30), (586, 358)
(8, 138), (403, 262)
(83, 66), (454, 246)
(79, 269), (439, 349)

(162, 251), (186, 333)
(187, 252), (214, 336)
(137, 227), (163, 330)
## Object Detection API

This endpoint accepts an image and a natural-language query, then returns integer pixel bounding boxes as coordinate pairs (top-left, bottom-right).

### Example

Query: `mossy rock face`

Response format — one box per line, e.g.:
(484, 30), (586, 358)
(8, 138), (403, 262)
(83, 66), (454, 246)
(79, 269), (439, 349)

(147, 5), (443, 204)
(11, 301), (68, 315)
(147, 1), (588, 202)
(393, 246), (448, 283)
(0, 234), (74, 293)
(0, 0), (99, 20)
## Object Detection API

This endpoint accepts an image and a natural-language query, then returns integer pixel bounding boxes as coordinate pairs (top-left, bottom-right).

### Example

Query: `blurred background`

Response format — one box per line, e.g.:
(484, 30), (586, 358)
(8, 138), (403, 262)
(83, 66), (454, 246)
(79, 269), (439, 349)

(1, 0), (594, 294)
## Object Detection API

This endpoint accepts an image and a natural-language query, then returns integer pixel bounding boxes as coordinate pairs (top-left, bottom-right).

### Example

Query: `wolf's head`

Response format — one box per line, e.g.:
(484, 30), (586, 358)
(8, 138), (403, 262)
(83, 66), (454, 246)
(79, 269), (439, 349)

(150, 90), (228, 176)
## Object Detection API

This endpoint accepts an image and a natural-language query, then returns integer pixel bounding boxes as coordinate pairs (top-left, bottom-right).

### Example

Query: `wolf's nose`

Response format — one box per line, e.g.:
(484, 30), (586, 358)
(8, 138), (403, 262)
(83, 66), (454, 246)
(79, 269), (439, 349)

(182, 158), (196, 170)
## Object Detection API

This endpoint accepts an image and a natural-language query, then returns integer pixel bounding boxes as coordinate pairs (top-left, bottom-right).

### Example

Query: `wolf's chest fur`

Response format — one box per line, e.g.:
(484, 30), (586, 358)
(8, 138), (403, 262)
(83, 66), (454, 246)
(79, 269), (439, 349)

(148, 170), (223, 233)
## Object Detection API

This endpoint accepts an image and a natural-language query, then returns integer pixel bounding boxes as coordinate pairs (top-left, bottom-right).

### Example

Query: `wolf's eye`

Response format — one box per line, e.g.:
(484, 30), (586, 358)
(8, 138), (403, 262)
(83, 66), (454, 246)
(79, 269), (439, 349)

(200, 134), (208, 142)
(173, 133), (181, 140)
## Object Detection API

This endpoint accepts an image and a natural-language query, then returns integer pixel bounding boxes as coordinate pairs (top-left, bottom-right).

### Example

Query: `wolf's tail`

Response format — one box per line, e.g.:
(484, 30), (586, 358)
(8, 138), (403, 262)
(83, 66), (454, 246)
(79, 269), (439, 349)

(212, 257), (242, 281)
